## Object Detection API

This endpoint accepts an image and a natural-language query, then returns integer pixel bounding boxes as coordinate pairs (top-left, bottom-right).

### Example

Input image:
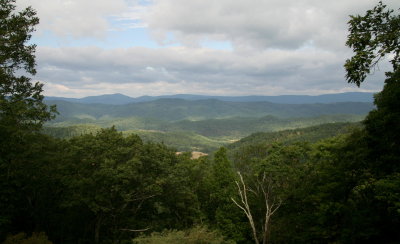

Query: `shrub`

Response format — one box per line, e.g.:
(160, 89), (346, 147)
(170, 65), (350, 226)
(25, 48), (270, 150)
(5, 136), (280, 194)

(2, 232), (52, 244)
(132, 226), (235, 244)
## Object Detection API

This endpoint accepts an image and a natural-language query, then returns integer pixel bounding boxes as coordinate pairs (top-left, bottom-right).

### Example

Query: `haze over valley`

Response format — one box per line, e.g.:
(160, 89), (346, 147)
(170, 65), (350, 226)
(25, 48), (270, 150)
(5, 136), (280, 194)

(44, 92), (373, 152)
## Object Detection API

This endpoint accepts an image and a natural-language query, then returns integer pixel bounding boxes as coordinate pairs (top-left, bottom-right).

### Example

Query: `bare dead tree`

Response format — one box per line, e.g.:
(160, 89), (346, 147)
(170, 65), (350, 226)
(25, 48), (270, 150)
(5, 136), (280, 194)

(231, 172), (259, 244)
(231, 171), (282, 244)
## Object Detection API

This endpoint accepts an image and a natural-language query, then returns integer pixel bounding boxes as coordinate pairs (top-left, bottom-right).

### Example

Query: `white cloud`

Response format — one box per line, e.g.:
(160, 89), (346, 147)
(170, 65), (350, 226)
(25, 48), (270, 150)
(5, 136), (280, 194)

(16, 0), (399, 97)
(36, 46), (386, 97)
(17, 0), (400, 48)
(112, 5), (149, 29)
(146, 0), (400, 51)
(17, 0), (127, 38)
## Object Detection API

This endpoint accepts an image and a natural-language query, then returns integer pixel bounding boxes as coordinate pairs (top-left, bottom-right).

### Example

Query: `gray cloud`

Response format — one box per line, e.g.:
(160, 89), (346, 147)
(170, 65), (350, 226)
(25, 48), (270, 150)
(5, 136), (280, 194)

(17, 0), (398, 97)
(146, 0), (400, 51)
(18, 0), (129, 38)
(36, 46), (386, 97)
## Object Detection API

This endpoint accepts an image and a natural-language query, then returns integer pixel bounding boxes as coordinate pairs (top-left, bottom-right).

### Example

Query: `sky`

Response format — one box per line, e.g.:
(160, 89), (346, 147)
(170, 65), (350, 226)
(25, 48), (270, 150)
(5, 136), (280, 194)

(16, 0), (400, 98)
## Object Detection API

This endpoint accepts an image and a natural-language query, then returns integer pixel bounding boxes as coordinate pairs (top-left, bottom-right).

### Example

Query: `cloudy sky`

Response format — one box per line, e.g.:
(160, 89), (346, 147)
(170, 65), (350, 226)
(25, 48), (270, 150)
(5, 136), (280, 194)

(17, 0), (400, 98)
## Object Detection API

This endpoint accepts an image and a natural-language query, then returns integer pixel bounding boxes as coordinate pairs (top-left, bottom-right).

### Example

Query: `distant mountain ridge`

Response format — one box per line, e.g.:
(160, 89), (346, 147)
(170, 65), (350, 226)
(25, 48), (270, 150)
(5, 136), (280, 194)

(45, 92), (375, 105)
(44, 93), (374, 152)
(46, 99), (374, 122)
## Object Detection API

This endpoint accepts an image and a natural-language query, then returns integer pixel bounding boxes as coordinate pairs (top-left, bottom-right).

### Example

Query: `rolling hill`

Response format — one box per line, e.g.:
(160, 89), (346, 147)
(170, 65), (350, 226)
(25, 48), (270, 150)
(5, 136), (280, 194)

(45, 92), (375, 104)
(227, 122), (363, 152)
(43, 94), (374, 152)
(46, 99), (374, 122)
(44, 120), (364, 153)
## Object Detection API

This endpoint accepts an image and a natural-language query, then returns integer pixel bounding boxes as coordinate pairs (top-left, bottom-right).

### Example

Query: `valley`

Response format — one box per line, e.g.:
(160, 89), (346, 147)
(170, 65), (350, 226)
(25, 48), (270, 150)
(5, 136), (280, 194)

(43, 94), (373, 152)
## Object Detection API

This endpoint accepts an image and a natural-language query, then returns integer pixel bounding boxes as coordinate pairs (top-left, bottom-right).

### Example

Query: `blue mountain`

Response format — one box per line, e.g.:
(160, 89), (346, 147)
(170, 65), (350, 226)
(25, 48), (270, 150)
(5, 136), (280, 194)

(45, 92), (375, 105)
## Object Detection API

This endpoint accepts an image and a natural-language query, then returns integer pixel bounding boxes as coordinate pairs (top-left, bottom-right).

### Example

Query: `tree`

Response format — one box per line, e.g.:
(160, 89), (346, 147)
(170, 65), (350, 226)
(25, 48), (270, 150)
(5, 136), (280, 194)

(345, 0), (400, 188)
(344, 0), (400, 193)
(231, 172), (281, 244)
(0, 0), (56, 180)
(0, 0), (56, 134)
(341, 2), (400, 242)
(59, 128), (152, 244)
(345, 1), (400, 86)
(0, 0), (56, 238)
(280, 8), (400, 238)
(207, 148), (249, 242)
(230, 143), (309, 244)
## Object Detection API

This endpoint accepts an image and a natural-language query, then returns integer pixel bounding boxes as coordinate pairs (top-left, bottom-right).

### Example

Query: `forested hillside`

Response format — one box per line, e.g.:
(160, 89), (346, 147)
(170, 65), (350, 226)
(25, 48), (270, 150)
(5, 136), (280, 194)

(165, 114), (363, 138)
(43, 121), (361, 153)
(43, 98), (369, 152)
(45, 92), (374, 104)
(46, 99), (373, 122)
(227, 122), (362, 151)
(46, 114), (364, 139)
(44, 99), (368, 152)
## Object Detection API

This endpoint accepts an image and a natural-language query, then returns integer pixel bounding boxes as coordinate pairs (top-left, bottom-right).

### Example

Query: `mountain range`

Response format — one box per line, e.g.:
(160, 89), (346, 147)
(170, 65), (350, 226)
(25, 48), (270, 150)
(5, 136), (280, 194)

(45, 92), (375, 105)
(46, 99), (374, 122)
(44, 92), (375, 152)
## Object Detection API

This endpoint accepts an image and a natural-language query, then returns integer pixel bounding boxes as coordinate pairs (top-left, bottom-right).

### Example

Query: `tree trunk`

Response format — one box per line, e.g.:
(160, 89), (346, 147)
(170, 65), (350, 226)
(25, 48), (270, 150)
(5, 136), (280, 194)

(95, 215), (103, 244)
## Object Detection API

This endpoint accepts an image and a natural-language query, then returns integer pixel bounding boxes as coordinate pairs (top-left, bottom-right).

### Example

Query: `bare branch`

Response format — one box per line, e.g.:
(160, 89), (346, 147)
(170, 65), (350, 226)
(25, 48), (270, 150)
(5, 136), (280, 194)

(232, 171), (283, 244)
(120, 228), (150, 232)
(232, 172), (260, 244)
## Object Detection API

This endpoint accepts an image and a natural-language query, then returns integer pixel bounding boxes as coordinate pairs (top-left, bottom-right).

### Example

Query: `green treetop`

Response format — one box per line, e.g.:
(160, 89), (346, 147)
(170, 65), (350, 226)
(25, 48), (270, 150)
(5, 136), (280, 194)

(345, 1), (400, 86)
(0, 0), (56, 135)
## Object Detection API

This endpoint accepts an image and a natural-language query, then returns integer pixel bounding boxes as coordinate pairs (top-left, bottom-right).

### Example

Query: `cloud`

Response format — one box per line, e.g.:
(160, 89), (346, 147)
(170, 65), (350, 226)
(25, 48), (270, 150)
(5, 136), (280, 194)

(17, 0), (128, 38)
(17, 0), (400, 49)
(36, 46), (386, 97)
(112, 5), (149, 29)
(146, 0), (400, 51)
(16, 0), (398, 97)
